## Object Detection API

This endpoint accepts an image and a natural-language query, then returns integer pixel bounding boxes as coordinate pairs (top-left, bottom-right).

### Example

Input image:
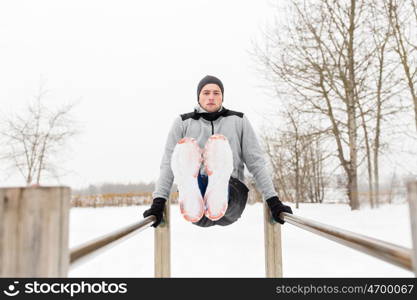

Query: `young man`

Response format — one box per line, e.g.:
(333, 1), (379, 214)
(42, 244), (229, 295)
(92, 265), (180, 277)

(143, 75), (293, 227)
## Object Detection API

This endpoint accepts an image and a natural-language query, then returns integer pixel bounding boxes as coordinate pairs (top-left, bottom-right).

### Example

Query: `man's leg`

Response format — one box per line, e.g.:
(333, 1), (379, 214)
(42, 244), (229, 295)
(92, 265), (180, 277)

(191, 173), (217, 227)
(215, 177), (249, 226)
(192, 176), (249, 227)
(203, 134), (234, 221)
(171, 137), (204, 222)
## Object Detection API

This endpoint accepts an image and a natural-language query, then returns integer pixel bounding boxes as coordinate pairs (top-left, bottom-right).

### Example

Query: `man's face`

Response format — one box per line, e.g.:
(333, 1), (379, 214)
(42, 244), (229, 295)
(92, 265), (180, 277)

(198, 83), (223, 112)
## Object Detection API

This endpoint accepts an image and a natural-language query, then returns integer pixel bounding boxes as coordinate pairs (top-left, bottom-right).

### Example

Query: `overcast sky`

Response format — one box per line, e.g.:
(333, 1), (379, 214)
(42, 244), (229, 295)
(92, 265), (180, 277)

(0, 0), (285, 188)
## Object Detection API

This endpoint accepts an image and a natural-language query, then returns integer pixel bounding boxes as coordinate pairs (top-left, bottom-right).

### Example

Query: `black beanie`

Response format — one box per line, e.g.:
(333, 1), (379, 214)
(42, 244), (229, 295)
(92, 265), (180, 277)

(197, 75), (224, 102)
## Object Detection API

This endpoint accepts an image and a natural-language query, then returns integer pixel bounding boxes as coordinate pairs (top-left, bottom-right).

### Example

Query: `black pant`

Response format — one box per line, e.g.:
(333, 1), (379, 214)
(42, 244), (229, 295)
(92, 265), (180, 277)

(192, 176), (249, 227)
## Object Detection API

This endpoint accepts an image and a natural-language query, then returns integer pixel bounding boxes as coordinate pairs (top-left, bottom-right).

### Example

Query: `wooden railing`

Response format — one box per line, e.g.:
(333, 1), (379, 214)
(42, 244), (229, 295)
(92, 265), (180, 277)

(69, 215), (156, 267)
(0, 182), (416, 277)
(282, 212), (411, 269)
(263, 181), (417, 277)
(68, 200), (171, 277)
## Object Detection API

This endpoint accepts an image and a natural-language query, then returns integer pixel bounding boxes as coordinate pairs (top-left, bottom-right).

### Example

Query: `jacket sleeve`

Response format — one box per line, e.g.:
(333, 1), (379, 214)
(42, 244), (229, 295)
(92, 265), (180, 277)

(152, 116), (184, 200)
(241, 115), (277, 201)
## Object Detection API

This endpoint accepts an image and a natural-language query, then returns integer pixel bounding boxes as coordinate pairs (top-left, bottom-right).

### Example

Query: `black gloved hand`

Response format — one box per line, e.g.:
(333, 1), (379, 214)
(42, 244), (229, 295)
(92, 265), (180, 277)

(143, 197), (166, 227)
(266, 196), (293, 224)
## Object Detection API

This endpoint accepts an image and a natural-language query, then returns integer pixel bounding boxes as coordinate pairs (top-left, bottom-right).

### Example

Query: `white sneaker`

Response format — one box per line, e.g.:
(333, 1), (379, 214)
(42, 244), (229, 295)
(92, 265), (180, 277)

(171, 137), (204, 222)
(203, 134), (234, 221)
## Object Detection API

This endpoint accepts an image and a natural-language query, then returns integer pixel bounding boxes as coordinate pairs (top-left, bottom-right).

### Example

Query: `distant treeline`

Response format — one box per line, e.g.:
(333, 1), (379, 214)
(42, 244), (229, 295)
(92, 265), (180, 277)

(71, 192), (179, 207)
(70, 175), (408, 208)
(70, 178), (262, 208)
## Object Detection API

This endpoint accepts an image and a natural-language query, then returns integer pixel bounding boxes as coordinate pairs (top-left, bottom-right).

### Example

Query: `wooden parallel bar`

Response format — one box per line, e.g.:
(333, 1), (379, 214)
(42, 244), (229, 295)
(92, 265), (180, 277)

(70, 215), (156, 268)
(281, 212), (412, 271)
(263, 202), (283, 278)
(154, 199), (171, 278)
(407, 181), (417, 276)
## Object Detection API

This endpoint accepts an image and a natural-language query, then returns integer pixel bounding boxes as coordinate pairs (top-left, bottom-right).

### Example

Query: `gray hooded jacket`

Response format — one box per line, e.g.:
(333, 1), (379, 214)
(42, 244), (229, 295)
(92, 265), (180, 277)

(152, 105), (277, 201)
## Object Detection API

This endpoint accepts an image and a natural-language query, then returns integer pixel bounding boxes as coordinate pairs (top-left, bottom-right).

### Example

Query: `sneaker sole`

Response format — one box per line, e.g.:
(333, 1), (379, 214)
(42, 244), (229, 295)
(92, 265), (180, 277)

(171, 137), (204, 222)
(203, 135), (234, 221)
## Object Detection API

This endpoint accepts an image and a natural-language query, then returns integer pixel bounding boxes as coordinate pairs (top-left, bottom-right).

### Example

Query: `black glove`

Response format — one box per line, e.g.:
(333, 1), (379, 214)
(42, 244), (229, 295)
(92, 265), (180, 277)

(143, 197), (166, 227)
(266, 196), (293, 224)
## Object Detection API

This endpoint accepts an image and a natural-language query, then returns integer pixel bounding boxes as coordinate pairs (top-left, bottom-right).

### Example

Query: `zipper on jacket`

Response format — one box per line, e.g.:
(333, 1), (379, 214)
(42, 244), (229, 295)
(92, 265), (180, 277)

(210, 121), (214, 134)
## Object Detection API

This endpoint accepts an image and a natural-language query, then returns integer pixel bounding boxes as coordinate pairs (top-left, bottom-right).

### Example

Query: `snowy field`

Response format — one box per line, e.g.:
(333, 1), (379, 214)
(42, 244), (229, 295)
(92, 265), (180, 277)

(68, 203), (413, 278)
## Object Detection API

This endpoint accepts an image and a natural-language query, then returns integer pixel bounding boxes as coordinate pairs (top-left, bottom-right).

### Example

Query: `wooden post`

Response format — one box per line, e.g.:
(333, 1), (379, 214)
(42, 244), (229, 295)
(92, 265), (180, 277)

(154, 198), (170, 277)
(407, 181), (417, 277)
(0, 187), (70, 277)
(263, 202), (283, 277)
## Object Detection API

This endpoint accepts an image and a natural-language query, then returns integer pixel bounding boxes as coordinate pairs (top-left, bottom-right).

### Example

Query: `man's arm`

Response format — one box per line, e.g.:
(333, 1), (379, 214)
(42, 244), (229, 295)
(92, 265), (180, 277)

(144, 116), (183, 227)
(241, 115), (277, 201)
(241, 115), (293, 224)
(152, 116), (184, 200)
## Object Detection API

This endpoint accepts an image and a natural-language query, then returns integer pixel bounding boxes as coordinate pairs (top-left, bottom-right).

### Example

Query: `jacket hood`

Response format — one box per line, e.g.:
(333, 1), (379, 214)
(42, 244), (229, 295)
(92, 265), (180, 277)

(195, 104), (224, 113)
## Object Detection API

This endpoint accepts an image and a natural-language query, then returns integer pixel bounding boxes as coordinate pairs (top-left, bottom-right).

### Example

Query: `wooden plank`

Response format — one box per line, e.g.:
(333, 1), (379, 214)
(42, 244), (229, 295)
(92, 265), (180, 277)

(263, 201), (283, 278)
(154, 198), (171, 278)
(0, 187), (70, 277)
(407, 181), (417, 277)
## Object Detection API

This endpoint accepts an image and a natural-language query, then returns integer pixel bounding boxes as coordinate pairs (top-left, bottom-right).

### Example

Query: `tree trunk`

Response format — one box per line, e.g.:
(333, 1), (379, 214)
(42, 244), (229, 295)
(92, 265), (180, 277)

(347, 0), (360, 210)
(358, 102), (375, 208)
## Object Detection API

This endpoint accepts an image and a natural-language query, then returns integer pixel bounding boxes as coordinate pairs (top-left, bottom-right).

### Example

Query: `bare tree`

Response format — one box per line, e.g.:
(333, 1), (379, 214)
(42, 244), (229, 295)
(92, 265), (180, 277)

(262, 108), (329, 208)
(0, 89), (78, 185)
(263, 130), (295, 204)
(306, 133), (329, 203)
(253, 0), (406, 210)
(254, 0), (365, 209)
(387, 0), (417, 132)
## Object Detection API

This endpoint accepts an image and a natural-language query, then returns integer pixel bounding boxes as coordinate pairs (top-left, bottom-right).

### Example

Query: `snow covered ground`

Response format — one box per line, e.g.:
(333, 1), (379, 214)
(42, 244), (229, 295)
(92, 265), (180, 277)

(68, 203), (413, 277)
